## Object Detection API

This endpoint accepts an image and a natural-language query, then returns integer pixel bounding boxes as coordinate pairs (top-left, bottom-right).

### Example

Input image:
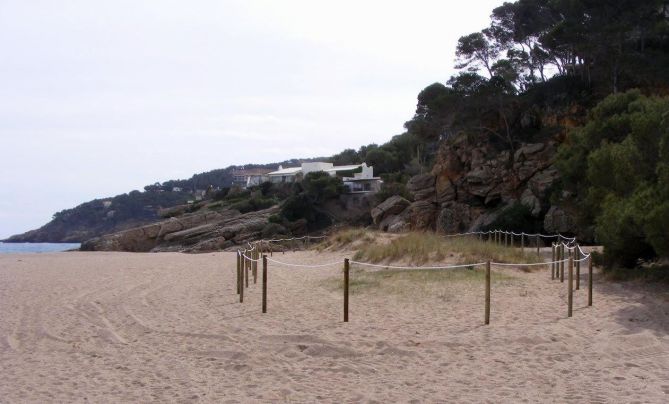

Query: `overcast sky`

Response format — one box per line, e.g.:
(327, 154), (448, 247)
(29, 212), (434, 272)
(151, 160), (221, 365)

(0, 0), (504, 239)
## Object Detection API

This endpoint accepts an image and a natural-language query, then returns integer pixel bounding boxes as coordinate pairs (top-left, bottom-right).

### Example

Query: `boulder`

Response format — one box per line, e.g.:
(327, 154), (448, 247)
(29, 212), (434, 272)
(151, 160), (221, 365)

(528, 168), (559, 197)
(371, 196), (411, 225)
(436, 202), (472, 234)
(379, 214), (410, 233)
(406, 174), (436, 197)
(408, 200), (438, 231)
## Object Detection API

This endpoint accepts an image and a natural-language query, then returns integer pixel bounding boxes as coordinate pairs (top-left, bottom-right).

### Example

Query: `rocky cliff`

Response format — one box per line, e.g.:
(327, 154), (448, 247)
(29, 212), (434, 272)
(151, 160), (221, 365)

(81, 205), (280, 253)
(373, 133), (579, 236)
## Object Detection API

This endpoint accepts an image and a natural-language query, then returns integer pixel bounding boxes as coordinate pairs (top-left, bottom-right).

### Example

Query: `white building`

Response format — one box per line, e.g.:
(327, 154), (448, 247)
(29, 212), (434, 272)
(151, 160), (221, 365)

(267, 162), (382, 193)
(341, 164), (382, 193)
(267, 165), (303, 183)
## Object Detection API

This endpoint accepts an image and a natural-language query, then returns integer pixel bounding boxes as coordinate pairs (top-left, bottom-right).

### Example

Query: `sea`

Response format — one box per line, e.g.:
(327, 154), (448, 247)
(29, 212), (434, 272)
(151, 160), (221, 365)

(0, 242), (81, 254)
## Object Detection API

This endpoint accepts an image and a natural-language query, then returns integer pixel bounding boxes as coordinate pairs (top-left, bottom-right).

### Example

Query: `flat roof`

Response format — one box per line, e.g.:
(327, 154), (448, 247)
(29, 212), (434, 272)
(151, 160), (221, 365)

(268, 167), (302, 175)
(324, 164), (362, 172)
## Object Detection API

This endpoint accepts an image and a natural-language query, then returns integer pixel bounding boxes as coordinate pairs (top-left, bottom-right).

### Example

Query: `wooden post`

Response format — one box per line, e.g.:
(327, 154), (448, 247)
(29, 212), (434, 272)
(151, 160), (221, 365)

(575, 245), (581, 290)
(568, 255), (574, 317)
(485, 261), (491, 325)
(551, 244), (555, 280)
(504, 232), (508, 247)
(240, 254), (244, 303)
(245, 254), (249, 288)
(262, 255), (267, 313)
(560, 245), (565, 283)
(521, 233), (525, 254)
(344, 258), (349, 322)
(236, 252), (241, 295)
(588, 256), (593, 307)
(253, 249), (258, 284)
(536, 235), (540, 255)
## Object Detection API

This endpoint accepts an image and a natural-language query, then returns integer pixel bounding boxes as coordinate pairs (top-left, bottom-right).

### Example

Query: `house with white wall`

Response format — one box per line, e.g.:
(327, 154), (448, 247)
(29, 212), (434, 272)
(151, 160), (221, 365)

(267, 162), (382, 193)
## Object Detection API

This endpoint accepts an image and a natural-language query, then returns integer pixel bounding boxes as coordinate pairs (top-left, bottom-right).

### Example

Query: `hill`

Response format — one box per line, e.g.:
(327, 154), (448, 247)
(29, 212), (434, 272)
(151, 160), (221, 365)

(3, 158), (324, 243)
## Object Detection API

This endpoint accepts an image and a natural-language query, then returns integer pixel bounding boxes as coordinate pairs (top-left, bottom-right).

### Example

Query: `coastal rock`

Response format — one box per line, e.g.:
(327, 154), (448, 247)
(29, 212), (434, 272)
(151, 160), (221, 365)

(406, 174), (436, 201)
(407, 174), (436, 193)
(81, 205), (279, 253)
(371, 196), (411, 225)
(408, 200), (437, 231)
(435, 175), (457, 204)
(436, 202), (472, 234)
(379, 213), (410, 233)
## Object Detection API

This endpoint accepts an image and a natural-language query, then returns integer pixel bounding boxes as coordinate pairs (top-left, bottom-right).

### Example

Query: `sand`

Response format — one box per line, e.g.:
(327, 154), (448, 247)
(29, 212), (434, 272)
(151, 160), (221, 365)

(1, 250), (668, 403)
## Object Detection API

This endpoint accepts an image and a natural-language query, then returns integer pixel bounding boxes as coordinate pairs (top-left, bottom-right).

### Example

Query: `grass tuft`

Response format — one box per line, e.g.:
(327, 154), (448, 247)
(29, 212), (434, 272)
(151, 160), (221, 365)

(353, 232), (537, 266)
(320, 266), (515, 297)
(315, 228), (374, 251)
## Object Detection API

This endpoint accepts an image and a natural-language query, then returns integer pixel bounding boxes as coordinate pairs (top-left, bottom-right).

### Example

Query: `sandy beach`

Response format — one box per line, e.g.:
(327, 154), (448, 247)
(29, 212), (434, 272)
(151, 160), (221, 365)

(1, 250), (668, 403)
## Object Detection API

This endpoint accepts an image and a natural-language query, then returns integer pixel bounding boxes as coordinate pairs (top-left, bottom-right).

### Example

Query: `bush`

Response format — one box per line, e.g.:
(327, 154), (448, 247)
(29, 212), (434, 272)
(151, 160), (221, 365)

(230, 196), (278, 214)
(261, 223), (288, 239)
(281, 194), (314, 222)
(555, 91), (669, 267)
(212, 188), (230, 201)
(302, 172), (344, 203)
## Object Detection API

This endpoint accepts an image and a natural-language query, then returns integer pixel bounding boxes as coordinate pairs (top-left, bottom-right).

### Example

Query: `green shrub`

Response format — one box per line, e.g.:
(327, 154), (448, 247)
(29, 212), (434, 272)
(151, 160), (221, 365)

(212, 188), (230, 201)
(261, 223), (288, 239)
(555, 91), (669, 267)
(230, 196), (278, 214)
(302, 172), (344, 203)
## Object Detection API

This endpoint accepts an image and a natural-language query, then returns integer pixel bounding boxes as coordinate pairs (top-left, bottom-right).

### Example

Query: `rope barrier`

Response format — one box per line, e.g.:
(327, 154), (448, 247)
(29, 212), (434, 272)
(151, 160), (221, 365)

(265, 257), (343, 268)
(491, 258), (569, 267)
(260, 235), (328, 243)
(350, 261), (487, 270)
(444, 229), (577, 244)
(241, 253), (261, 262)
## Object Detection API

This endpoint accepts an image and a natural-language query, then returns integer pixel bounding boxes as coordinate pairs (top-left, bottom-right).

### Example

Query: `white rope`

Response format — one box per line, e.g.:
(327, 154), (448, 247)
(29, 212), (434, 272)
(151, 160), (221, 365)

(266, 257), (343, 268)
(241, 253), (261, 262)
(350, 261), (486, 270)
(446, 229), (578, 243)
(491, 258), (569, 267)
(257, 235), (328, 243)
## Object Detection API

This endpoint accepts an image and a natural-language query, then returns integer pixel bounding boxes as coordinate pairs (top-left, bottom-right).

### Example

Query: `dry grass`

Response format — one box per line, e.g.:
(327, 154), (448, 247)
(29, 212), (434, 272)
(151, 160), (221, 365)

(352, 232), (538, 267)
(315, 228), (374, 251)
(320, 266), (516, 298)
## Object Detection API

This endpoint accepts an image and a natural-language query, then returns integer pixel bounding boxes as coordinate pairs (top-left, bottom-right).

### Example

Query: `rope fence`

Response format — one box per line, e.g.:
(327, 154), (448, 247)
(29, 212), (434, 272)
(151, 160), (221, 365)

(232, 229), (595, 326)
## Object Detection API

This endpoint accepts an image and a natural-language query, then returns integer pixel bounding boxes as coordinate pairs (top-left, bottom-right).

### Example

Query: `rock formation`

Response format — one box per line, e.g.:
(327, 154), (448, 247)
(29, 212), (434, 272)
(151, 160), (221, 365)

(372, 134), (578, 235)
(81, 206), (280, 253)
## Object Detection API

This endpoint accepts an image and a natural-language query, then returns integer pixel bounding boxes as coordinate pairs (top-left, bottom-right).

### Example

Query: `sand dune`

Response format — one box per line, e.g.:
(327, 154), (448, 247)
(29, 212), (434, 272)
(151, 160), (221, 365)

(1, 250), (668, 402)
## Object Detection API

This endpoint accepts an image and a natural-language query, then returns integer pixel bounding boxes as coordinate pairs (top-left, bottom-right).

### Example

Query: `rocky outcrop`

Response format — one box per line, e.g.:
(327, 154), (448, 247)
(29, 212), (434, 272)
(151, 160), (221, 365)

(81, 206), (280, 253)
(371, 196), (411, 225)
(372, 134), (567, 234)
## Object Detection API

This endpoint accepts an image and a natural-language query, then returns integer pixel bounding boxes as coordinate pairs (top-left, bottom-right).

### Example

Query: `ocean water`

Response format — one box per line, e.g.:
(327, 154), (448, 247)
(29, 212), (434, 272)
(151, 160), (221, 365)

(0, 242), (80, 254)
